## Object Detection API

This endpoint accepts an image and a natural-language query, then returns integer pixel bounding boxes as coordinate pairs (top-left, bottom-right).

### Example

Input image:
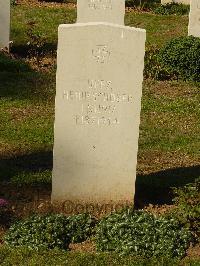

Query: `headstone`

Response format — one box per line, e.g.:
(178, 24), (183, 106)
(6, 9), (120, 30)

(161, 0), (190, 5)
(0, 0), (10, 50)
(77, 0), (125, 25)
(52, 0), (146, 206)
(188, 0), (200, 37)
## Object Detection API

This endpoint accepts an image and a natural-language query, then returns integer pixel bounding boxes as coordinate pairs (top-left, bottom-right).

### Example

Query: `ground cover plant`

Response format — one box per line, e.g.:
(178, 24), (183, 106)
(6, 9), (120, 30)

(4, 213), (94, 250)
(172, 177), (200, 240)
(0, 0), (200, 264)
(96, 209), (192, 258)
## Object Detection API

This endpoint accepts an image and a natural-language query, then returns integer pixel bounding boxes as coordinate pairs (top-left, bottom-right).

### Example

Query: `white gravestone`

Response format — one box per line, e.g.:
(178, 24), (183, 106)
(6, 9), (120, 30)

(77, 0), (125, 25)
(0, 0), (10, 50)
(52, 0), (146, 205)
(188, 0), (200, 37)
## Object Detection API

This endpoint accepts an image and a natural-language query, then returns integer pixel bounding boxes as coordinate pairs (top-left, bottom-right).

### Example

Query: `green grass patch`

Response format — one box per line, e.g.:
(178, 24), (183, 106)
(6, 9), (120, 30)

(1, 246), (199, 266)
(139, 81), (200, 154)
(11, 6), (76, 51)
(125, 13), (188, 47)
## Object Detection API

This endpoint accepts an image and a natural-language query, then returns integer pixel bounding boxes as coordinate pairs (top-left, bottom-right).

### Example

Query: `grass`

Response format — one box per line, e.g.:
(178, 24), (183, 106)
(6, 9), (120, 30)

(11, 6), (76, 51)
(140, 81), (200, 154)
(125, 13), (188, 47)
(1, 246), (200, 266)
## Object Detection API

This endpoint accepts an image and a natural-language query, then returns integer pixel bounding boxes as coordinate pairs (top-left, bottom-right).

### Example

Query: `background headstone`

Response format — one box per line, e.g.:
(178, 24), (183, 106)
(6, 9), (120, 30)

(188, 0), (200, 37)
(77, 0), (125, 25)
(52, 1), (146, 205)
(0, 0), (10, 50)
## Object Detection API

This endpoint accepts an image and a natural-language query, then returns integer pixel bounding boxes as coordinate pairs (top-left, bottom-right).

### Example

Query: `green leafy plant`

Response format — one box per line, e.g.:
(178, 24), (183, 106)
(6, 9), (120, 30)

(158, 36), (200, 82)
(66, 213), (96, 243)
(96, 209), (192, 258)
(172, 177), (200, 240)
(154, 3), (189, 15)
(5, 213), (94, 250)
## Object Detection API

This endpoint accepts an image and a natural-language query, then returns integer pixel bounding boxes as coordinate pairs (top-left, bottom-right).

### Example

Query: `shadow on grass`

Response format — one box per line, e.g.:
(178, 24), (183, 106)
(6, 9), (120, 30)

(11, 43), (57, 57)
(0, 48), (55, 102)
(0, 151), (53, 183)
(0, 70), (55, 102)
(135, 165), (200, 207)
(0, 52), (31, 73)
(0, 150), (199, 207)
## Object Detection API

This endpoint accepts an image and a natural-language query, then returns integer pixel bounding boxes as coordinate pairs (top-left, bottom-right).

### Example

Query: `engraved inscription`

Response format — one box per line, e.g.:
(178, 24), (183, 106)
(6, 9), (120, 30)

(62, 77), (134, 127)
(88, 79), (112, 90)
(76, 115), (119, 126)
(88, 0), (112, 10)
(92, 45), (110, 63)
(85, 104), (116, 114)
(63, 90), (133, 103)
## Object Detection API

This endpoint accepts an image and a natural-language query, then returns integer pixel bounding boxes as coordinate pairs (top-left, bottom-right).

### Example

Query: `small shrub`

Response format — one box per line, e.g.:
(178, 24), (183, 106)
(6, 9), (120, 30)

(96, 209), (192, 258)
(172, 177), (200, 240)
(154, 3), (189, 15)
(5, 213), (94, 250)
(158, 36), (200, 82)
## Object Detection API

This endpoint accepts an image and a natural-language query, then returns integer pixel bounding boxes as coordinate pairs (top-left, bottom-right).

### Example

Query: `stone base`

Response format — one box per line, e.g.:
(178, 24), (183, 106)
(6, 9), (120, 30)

(52, 199), (134, 217)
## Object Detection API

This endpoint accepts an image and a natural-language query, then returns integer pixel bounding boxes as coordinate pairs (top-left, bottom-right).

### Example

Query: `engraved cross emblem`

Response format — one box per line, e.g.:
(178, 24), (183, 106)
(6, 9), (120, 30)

(92, 45), (110, 63)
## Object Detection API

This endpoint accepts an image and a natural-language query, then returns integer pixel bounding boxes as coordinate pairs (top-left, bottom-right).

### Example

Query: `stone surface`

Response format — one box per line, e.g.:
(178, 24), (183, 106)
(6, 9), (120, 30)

(52, 22), (146, 203)
(0, 0), (10, 49)
(161, 0), (190, 4)
(77, 0), (125, 25)
(188, 0), (200, 37)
